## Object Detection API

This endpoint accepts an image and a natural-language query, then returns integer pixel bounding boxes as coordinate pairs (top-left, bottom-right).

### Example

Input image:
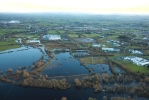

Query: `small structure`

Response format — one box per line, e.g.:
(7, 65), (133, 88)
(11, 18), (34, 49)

(27, 40), (40, 44)
(129, 49), (143, 54)
(9, 20), (20, 24)
(102, 48), (120, 52)
(113, 43), (120, 47)
(92, 43), (101, 47)
(43, 35), (61, 40)
(143, 37), (148, 40)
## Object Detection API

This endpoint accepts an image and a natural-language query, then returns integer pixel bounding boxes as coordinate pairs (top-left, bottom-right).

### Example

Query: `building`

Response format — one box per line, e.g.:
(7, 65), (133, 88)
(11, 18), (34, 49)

(102, 48), (120, 52)
(27, 40), (40, 43)
(124, 56), (149, 66)
(92, 43), (101, 47)
(43, 35), (61, 40)
(129, 49), (143, 54)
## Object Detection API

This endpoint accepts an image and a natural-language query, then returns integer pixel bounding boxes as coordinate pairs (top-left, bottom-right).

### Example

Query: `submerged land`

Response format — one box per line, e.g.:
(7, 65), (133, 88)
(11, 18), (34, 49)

(0, 13), (149, 100)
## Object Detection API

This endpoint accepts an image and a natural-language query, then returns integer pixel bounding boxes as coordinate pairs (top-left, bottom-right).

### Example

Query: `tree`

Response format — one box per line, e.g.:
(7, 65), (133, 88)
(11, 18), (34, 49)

(16, 70), (21, 74)
(7, 68), (13, 73)
(61, 97), (67, 100)
(144, 77), (149, 83)
(23, 70), (30, 78)
(103, 96), (107, 100)
(74, 78), (82, 87)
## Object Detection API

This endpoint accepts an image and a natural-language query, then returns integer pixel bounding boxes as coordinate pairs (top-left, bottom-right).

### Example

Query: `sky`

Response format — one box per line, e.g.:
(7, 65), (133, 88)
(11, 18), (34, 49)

(0, 0), (149, 14)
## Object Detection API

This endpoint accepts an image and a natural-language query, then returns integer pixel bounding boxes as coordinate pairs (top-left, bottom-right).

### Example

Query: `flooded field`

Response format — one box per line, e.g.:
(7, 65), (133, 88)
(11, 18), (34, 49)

(0, 47), (149, 100)
(0, 46), (42, 72)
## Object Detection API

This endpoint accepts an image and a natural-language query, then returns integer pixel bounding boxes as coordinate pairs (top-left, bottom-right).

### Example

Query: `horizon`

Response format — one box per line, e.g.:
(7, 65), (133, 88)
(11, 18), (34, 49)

(0, 12), (149, 16)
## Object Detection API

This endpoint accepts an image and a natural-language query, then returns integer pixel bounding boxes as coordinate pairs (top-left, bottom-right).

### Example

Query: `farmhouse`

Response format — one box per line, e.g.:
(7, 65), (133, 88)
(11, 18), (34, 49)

(43, 35), (61, 40)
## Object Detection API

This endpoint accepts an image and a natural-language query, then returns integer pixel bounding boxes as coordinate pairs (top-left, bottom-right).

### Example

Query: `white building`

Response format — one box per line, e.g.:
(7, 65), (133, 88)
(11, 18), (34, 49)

(102, 48), (120, 52)
(43, 35), (61, 40)
(124, 56), (149, 66)
(92, 43), (101, 47)
(27, 40), (40, 43)
(129, 49), (143, 54)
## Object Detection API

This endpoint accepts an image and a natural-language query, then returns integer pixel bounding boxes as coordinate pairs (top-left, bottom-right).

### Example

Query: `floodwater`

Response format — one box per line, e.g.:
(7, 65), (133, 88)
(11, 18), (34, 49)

(0, 46), (42, 73)
(0, 81), (148, 100)
(42, 52), (90, 76)
(0, 47), (148, 100)
(86, 64), (112, 74)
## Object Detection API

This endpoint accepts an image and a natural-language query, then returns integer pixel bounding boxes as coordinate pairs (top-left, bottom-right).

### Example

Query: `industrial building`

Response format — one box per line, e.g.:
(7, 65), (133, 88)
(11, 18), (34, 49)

(129, 49), (143, 54)
(92, 43), (101, 47)
(102, 48), (120, 52)
(124, 56), (149, 66)
(27, 40), (40, 43)
(43, 35), (61, 40)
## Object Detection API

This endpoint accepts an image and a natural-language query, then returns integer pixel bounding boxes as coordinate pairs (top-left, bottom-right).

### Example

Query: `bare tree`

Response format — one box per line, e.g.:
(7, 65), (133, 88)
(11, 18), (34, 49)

(74, 78), (82, 87)
(23, 70), (30, 78)
(7, 68), (13, 73)
(61, 97), (67, 100)
(103, 96), (107, 100)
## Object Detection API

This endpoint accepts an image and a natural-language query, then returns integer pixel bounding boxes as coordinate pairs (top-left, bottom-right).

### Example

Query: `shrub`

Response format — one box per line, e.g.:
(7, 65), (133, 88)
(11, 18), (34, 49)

(23, 70), (30, 78)
(7, 68), (13, 73)
(103, 96), (107, 100)
(16, 70), (21, 74)
(61, 97), (67, 100)
(74, 78), (82, 87)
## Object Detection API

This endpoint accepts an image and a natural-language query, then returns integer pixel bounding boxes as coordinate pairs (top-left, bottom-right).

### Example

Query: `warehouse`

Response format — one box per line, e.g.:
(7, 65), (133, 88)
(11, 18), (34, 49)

(124, 56), (149, 66)
(43, 35), (61, 40)
(102, 48), (120, 52)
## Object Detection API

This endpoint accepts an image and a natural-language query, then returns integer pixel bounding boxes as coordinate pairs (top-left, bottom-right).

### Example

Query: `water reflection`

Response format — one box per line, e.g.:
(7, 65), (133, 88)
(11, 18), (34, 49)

(0, 46), (42, 72)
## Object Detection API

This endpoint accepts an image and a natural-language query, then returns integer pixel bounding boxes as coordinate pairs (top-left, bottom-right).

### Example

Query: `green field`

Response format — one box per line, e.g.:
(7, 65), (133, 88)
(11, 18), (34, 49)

(0, 38), (21, 51)
(16, 34), (39, 39)
(82, 34), (101, 38)
(11, 29), (27, 32)
(119, 61), (148, 74)
(0, 29), (10, 36)
(0, 28), (27, 36)
(68, 34), (79, 38)
(58, 30), (66, 34)
(0, 45), (21, 51)
(47, 30), (57, 34)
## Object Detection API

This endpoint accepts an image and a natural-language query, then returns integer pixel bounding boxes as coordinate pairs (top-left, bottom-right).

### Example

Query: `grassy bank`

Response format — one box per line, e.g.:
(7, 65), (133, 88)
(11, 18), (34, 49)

(0, 45), (21, 51)
(118, 61), (148, 74)
(0, 38), (21, 51)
